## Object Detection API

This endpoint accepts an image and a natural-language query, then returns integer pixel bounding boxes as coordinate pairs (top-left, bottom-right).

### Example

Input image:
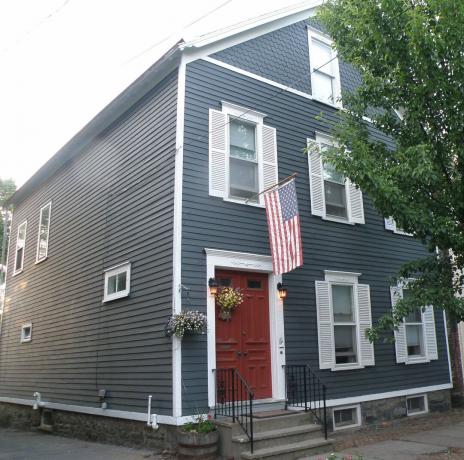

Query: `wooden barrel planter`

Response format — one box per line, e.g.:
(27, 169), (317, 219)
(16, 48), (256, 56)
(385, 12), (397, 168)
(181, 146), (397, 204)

(176, 428), (219, 459)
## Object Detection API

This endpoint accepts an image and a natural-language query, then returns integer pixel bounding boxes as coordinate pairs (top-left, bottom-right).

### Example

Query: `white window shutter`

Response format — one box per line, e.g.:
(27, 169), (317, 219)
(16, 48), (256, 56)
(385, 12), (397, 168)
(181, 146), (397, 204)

(349, 181), (365, 224)
(357, 284), (375, 366)
(308, 140), (325, 217)
(209, 109), (227, 197)
(384, 217), (397, 231)
(391, 286), (407, 363)
(262, 125), (278, 202)
(315, 281), (334, 369)
(423, 306), (438, 360)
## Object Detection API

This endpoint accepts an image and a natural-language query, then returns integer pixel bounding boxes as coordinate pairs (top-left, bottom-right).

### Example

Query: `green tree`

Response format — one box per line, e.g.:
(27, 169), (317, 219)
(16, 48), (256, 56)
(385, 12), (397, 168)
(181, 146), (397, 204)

(314, 0), (464, 340)
(0, 178), (16, 282)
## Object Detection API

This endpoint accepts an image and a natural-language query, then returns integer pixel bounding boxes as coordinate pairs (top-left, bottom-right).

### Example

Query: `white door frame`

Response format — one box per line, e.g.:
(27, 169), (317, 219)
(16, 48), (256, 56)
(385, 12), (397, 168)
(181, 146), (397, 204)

(205, 248), (286, 408)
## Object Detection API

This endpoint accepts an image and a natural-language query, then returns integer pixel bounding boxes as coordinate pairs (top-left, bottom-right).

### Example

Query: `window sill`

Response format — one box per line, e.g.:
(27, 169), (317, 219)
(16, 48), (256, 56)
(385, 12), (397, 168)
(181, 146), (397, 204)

(331, 364), (364, 372)
(103, 292), (130, 303)
(311, 96), (343, 110)
(405, 357), (429, 365)
(223, 197), (265, 208)
(322, 216), (355, 225)
(35, 257), (48, 265)
(12, 269), (23, 277)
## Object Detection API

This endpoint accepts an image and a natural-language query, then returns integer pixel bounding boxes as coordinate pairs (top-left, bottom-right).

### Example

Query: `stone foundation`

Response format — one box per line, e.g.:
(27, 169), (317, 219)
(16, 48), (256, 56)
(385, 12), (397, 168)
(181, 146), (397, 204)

(328, 389), (451, 431)
(0, 402), (176, 452)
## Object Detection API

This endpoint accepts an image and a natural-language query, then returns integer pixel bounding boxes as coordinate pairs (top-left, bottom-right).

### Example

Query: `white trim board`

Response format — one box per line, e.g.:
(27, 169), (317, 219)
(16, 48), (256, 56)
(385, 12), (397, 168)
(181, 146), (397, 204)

(443, 310), (453, 386)
(287, 383), (453, 410)
(204, 248), (286, 408)
(171, 58), (186, 419)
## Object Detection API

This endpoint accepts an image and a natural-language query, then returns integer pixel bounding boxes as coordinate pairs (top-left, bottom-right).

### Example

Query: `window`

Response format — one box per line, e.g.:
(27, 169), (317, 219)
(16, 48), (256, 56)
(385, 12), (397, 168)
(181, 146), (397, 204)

(308, 28), (341, 107)
(333, 405), (361, 430)
(323, 160), (347, 219)
(333, 285), (357, 364)
(104, 262), (131, 302)
(36, 202), (51, 263)
(391, 283), (438, 364)
(209, 102), (278, 206)
(384, 217), (412, 236)
(308, 134), (364, 224)
(229, 118), (258, 201)
(14, 221), (27, 275)
(316, 271), (375, 371)
(406, 395), (428, 416)
(20, 323), (32, 343)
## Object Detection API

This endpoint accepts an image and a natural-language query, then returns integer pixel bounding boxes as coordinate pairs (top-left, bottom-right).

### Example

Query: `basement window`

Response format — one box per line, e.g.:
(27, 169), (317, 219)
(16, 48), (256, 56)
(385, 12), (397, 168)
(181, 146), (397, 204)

(333, 405), (361, 430)
(406, 395), (428, 416)
(103, 262), (131, 302)
(20, 323), (32, 343)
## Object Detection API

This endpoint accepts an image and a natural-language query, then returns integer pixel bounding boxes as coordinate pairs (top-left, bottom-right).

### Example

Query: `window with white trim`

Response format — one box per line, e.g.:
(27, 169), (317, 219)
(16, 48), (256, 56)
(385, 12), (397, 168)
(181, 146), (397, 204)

(308, 28), (342, 107)
(384, 217), (412, 236)
(308, 134), (365, 224)
(104, 262), (131, 302)
(333, 405), (361, 430)
(209, 102), (278, 206)
(14, 221), (27, 275)
(20, 323), (32, 343)
(315, 271), (375, 371)
(36, 202), (51, 263)
(391, 283), (438, 364)
(406, 394), (428, 416)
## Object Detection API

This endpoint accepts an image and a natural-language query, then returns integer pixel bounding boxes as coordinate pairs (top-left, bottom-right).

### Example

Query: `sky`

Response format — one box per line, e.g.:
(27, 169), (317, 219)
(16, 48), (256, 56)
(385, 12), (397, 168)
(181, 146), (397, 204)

(0, 0), (309, 188)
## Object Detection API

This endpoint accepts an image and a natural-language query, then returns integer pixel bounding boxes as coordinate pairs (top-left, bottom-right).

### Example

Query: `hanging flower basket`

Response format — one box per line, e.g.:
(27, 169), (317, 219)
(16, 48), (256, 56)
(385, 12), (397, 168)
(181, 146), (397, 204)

(216, 287), (244, 321)
(165, 310), (207, 338)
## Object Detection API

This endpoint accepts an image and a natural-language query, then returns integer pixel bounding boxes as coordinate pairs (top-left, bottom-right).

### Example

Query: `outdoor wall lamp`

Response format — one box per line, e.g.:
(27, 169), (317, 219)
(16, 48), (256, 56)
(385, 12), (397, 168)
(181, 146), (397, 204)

(208, 277), (219, 295)
(277, 282), (288, 300)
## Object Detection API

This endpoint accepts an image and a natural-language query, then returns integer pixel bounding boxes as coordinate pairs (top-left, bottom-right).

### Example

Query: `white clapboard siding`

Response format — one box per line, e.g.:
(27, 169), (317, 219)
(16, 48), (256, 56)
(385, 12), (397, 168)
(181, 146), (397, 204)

(209, 109), (227, 197)
(391, 286), (407, 363)
(308, 140), (325, 217)
(357, 284), (375, 366)
(262, 125), (278, 200)
(349, 181), (365, 224)
(315, 281), (334, 369)
(423, 305), (438, 360)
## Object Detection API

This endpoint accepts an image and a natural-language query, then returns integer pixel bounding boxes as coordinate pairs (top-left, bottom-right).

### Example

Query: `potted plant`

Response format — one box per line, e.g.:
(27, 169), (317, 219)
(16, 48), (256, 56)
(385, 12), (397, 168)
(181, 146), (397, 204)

(164, 310), (207, 338)
(216, 287), (244, 320)
(177, 414), (218, 460)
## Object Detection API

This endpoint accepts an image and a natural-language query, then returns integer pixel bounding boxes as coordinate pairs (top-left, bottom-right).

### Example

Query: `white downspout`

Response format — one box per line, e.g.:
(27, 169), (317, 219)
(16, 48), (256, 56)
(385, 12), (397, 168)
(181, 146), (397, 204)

(147, 395), (159, 430)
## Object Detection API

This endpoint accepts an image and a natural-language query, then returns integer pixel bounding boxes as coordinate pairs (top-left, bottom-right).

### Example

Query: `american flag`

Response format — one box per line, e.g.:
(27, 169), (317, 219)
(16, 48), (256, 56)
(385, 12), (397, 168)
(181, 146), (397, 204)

(264, 179), (303, 275)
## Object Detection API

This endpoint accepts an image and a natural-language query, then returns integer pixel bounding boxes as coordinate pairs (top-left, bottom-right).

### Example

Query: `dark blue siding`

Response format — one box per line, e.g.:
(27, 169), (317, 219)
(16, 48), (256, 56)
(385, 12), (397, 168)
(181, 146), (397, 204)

(180, 58), (450, 415)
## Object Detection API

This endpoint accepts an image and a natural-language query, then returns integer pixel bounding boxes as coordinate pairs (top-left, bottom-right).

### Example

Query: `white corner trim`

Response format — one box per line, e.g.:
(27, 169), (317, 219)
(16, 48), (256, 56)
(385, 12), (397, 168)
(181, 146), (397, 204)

(172, 58), (186, 419)
(203, 57), (314, 102)
(205, 248), (285, 407)
(443, 310), (453, 386)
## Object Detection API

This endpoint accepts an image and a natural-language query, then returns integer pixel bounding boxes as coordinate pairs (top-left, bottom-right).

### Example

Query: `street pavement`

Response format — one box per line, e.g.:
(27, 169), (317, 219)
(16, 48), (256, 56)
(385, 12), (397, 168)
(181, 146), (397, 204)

(303, 420), (464, 459)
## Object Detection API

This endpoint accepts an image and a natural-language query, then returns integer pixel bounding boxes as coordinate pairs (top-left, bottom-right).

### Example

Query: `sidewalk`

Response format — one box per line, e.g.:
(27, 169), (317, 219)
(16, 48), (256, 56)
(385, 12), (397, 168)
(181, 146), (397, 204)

(303, 412), (464, 460)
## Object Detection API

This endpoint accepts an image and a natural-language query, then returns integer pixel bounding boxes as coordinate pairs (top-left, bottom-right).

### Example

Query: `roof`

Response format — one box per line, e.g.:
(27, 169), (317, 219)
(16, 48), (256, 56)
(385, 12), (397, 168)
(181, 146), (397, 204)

(7, 0), (322, 206)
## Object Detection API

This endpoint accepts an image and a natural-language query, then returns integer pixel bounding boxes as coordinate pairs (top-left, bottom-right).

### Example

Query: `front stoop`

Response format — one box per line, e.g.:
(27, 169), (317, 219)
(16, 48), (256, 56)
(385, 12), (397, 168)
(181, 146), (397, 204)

(215, 411), (333, 460)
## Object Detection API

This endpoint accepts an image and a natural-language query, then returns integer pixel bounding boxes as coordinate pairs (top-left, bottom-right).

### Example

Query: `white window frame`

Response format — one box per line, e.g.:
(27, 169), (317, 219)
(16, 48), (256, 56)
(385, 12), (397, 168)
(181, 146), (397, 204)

(332, 404), (361, 431)
(326, 271), (363, 371)
(308, 27), (342, 109)
(20, 322), (32, 343)
(36, 202), (52, 263)
(103, 262), (131, 302)
(13, 220), (27, 276)
(406, 394), (428, 416)
(222, 102), (266, 207)
(384, 217), (413, 236)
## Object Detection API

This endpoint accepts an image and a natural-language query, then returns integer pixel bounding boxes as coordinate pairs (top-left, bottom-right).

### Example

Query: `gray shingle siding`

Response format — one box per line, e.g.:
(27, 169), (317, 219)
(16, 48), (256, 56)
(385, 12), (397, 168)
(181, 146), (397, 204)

(0, 70), (178, 415)
(180, 58), (450, 415)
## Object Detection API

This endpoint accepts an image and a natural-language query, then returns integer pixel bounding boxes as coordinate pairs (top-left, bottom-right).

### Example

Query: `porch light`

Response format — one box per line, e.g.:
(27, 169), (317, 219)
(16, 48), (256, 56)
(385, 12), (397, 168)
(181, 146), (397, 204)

(277, 283), (288, 300)
(208, 277), (219, 295)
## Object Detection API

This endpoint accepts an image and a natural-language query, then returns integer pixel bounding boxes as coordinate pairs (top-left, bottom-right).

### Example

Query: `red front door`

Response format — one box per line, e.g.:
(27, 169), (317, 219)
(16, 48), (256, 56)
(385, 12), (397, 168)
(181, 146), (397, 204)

(215, 270), (272, 400)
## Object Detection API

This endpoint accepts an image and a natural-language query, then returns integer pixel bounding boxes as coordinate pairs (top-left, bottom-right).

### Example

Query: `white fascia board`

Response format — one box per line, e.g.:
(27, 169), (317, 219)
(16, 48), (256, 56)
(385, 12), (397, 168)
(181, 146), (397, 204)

(182, 2), (322, 64)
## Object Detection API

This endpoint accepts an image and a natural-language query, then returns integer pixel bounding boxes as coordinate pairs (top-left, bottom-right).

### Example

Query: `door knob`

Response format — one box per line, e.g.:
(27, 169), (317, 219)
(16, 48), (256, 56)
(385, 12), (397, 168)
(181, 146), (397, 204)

(236, 351), (242, 357)
(243, 351), (248, 357)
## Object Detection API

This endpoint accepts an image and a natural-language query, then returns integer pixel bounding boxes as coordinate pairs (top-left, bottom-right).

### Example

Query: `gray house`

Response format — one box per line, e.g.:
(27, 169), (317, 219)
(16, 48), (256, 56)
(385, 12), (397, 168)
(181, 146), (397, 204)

(0, 2), (453, 456)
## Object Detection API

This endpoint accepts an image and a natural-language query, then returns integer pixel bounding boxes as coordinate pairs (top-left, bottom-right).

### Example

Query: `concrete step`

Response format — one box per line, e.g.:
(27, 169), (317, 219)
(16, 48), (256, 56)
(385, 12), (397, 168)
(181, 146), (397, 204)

(252, 412), (314, 433)
(233, 424), (323, 451)
(240, 438), (333, 460)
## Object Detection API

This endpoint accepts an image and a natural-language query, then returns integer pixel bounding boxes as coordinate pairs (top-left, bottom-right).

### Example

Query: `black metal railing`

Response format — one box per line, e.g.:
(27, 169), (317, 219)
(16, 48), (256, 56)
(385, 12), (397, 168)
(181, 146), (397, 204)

(284, 364), (328, 439)
(214, 368), (254, 453)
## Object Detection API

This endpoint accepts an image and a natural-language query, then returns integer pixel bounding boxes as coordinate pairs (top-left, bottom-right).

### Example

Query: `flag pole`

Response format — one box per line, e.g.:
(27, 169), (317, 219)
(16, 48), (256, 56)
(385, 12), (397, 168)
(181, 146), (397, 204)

(244, 172), (298, 204)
